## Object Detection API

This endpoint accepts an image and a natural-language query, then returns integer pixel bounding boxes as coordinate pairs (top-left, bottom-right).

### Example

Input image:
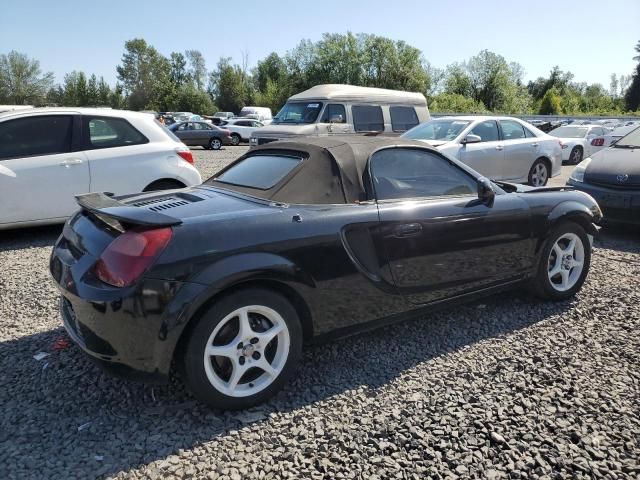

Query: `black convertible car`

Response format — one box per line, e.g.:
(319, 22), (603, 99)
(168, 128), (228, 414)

(50, 136), (602, 409)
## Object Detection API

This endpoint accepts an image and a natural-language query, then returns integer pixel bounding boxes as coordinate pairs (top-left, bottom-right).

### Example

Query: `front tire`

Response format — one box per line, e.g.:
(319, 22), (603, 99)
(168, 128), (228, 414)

(531, 222), (591, 300)
(528, 159), (550, 186)
(210, 138), (222, 150)
(183, 288), (302, 410)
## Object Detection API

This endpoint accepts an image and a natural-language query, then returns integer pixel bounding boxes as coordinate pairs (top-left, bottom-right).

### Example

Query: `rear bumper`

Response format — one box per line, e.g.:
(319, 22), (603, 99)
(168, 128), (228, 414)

(567, 179), (640, 225)
(50, 230), (208, 382)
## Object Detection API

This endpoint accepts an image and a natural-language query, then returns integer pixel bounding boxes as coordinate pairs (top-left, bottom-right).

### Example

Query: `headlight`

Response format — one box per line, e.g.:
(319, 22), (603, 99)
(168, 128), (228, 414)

(249, 137), (258, 146)
(569, 157), (592, 182)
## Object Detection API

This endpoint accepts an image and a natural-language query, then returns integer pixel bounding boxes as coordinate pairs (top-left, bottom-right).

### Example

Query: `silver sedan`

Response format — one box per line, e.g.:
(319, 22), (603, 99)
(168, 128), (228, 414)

(403, 116), (562, 186)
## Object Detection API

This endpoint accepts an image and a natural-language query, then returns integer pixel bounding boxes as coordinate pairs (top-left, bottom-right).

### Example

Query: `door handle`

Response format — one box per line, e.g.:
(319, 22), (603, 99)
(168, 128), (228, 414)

(393, 223), (423, 238)
(531, 143), (539, 147)
(495, 145), (504, 151)
(59, 158), (83, 167)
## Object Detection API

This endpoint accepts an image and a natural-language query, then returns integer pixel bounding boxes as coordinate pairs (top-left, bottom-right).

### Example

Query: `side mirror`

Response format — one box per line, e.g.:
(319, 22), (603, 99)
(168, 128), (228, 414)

(461, 134), (482, 145)
(477, 177), (495, 206)
(329, 114), (344, 124)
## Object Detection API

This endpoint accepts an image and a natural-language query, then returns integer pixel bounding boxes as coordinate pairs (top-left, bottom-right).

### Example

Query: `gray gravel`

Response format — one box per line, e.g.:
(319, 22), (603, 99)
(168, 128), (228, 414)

(1, 146), (639, 479)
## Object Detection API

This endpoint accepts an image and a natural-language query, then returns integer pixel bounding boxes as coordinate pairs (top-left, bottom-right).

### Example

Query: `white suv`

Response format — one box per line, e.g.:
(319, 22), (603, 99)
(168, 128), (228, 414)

(0, 108), (202, 229)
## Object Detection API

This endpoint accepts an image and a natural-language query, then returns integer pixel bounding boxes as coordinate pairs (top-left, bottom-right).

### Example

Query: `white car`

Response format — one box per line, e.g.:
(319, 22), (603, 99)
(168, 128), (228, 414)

(403, 116), (562, 186)
(221, 118), (264, 145)
(548, 125), (608, 164)
(0, 108), (202, 230)
(603, 124), (640, 147)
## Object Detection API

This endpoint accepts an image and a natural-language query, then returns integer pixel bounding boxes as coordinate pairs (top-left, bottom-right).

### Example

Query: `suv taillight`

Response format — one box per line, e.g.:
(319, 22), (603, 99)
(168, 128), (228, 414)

(176, 148), (194, 164)
(94, 228), (173, 287)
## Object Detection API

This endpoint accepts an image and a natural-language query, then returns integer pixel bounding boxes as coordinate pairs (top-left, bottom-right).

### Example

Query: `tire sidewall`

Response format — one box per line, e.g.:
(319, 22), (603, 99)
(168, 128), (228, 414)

(528, 159), (549, 186)
(183, 288), (303, 410)
(210, 138), (222, 150)
(570, 146), (583, 165)
(534, 222), (591, 300)
(231, 134), (241, 146)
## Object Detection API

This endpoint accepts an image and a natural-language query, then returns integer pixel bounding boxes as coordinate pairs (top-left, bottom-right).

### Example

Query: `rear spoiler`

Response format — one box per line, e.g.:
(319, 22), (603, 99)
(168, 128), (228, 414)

(76, 192), (182, 230)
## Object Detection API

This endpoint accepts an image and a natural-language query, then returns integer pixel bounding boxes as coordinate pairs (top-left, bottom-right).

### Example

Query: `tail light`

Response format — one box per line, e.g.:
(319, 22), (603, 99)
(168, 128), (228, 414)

(94, 228), (173, 287)
(221, 129), (231, 137)
(591, 138), (604, 146)
(560, 141), (568, 149)
(176, 147), (194, 164)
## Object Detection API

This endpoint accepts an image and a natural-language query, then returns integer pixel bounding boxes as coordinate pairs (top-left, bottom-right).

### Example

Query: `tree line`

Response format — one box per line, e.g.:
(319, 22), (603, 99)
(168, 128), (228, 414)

(1, 34), (639, 116)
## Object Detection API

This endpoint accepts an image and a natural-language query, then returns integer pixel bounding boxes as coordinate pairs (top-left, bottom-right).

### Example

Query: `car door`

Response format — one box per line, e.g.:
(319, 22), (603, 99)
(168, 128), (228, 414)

(233, 120), (252, 139)
(457, 120), (506, 180)
(369, 147), (533, 305)
(192, 122), (211, 146)
(498, 120), (537, 181)
(174, 122), (191, 144)
(0, 114), (90, 225)
(317, 104), (350, 135)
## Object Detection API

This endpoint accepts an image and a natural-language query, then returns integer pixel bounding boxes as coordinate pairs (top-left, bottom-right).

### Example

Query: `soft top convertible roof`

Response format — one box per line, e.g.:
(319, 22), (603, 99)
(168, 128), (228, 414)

(206, 136), (433, 204)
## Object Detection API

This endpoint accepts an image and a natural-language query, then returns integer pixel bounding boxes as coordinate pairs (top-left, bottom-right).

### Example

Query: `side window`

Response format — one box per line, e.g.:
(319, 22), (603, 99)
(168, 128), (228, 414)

(83, 116), (148, 149)
(352, 105), (384, 132)
(252, 121), (263, 128)
(390, 106), (419, 132)
(370, 148), (477, 201)
(320, 104), (347, 123)
(499, 120), (526, 140)
(176, 123), (188, 131)
(0, 115), (73, 160)
(468, 121), (499, 142)
(524, 127), (537, 138)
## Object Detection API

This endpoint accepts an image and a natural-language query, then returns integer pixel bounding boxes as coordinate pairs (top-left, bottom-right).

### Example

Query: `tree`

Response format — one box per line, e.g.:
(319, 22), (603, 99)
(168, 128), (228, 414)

(466, 50), (525, 111)
(170, 52), (188, 87)
(87, 74), (99, 106)
(625, 40), (640, 111)
(116, 38), (173, 110)
(430, 93), (487, 113)
(209, 57), (251, 113)
(0, 51), (54, 104)
(185, 50), (206, 90)
(539, 88), (562, 114)
(97, 77), (111, 106)
(443, 63), (472, 97)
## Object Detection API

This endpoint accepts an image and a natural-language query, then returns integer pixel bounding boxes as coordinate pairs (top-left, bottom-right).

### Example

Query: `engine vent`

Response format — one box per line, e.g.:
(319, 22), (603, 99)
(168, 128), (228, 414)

(131, 196), (189, 212)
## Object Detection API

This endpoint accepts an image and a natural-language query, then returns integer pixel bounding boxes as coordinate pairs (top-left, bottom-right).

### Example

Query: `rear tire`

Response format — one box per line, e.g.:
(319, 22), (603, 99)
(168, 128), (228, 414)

(230, 134), (241, 146)
(569, 146), (583, 165)
(528, 159), (550, 187)
(143, 179), (185, 192)
(183, 288), (303, 410)
(530, 222), (591, 301)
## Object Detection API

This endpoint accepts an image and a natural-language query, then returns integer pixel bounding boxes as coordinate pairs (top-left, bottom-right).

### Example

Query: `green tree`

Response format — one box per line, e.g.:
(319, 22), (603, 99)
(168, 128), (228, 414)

(86, 74), (99, 106)
(430, 93), (487, 113)
(185, 49), (207, 89)
(97, 77), (111, 106)
(209, 57), (251, 113)
(0, 50), (54, 104)
(539, 88), (562, 114)
(170, 52), (188, 87)
(443, 63), (472, 97)
(116, 38), (173, 110)
(466, 50), (526, 111)
(625, 41), (640, 111)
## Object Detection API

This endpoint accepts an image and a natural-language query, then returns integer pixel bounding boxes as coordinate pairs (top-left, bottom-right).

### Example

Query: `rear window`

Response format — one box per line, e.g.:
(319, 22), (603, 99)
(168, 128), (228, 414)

(390, 106), (419, 132)
(213, 154), (303, 189)
(352, 105), (384, 132)
(83, 116), (148, 149)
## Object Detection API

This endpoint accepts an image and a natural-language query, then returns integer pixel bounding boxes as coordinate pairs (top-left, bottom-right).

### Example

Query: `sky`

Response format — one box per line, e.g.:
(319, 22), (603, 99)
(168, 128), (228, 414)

(1, 0), (639, 90)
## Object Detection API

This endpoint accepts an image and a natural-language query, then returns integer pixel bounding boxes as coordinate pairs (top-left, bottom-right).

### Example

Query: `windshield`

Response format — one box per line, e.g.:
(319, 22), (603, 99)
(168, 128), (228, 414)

(614, 125), (640, 148)
(550, 126), (588, 138)
(272, 102), (323, 124)
(402, 119), (470, 141)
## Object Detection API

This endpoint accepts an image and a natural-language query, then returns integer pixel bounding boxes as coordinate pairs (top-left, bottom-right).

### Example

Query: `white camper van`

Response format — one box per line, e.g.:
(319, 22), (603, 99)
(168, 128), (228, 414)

(238, 106), (273, 124)
(249, 84), (429, 147)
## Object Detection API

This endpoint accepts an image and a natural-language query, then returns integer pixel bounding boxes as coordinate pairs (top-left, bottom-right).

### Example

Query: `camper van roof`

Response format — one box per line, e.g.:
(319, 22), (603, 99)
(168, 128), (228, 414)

(289, 84), (427, 106)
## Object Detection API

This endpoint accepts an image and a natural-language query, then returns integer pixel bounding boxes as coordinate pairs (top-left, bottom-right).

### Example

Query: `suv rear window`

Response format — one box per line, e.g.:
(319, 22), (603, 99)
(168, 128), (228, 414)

(0, 115), (73, 159)
(213, 154), (303, 189)
(352, 105), (384, 132)
(390, 106), (419, 132)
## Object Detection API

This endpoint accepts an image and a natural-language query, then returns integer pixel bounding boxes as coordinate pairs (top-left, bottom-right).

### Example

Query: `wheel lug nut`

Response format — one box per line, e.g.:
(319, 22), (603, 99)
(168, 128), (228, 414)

(239, 357), (245, 365)
(250, 337), (259, 344)
(237, 342), (243, 349)
(252, 351), (261, 360)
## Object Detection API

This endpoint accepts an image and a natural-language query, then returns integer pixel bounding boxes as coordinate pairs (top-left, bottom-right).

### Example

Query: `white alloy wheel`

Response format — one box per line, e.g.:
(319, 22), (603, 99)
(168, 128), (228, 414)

(547, 232), (585, 292)
(210, 138), (222, 150)
(202, 305), (290, 398)
(530, 162), (549, 186)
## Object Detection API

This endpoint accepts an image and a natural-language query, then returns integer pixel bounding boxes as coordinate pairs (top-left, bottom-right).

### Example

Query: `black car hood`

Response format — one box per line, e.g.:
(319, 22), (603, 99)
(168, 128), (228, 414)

(585, 147), (640, 187)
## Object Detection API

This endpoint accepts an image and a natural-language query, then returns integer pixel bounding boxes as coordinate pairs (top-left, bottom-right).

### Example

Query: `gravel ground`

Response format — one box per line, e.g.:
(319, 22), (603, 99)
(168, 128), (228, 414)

(0, 146), (638, 479)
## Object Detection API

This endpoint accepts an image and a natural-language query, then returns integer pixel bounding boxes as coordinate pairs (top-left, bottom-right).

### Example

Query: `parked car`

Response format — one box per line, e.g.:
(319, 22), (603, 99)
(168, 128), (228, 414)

(169, 121), (232, 150)
(568, 126), (640, 224)
(250, 84), (429, 147)
(239, 106), (272, 124)
(50, 136), (601, 409)
(402, 116), (562, 186)
(603, 124), (639, 146)
(548, 125), (608, 164)
(213, 111), (235, 121)
(221, 118), (264, 145)
(0, 108), (201, 230)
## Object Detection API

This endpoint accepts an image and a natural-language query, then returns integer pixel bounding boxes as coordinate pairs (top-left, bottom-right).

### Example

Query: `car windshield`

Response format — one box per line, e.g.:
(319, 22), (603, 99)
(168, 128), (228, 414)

(549, 126), (588, 138)
(272, 102), (323, 124)
(209, 154), (303, 189)
(614, 125), (640, 148)
(402, 119), (471, 141)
